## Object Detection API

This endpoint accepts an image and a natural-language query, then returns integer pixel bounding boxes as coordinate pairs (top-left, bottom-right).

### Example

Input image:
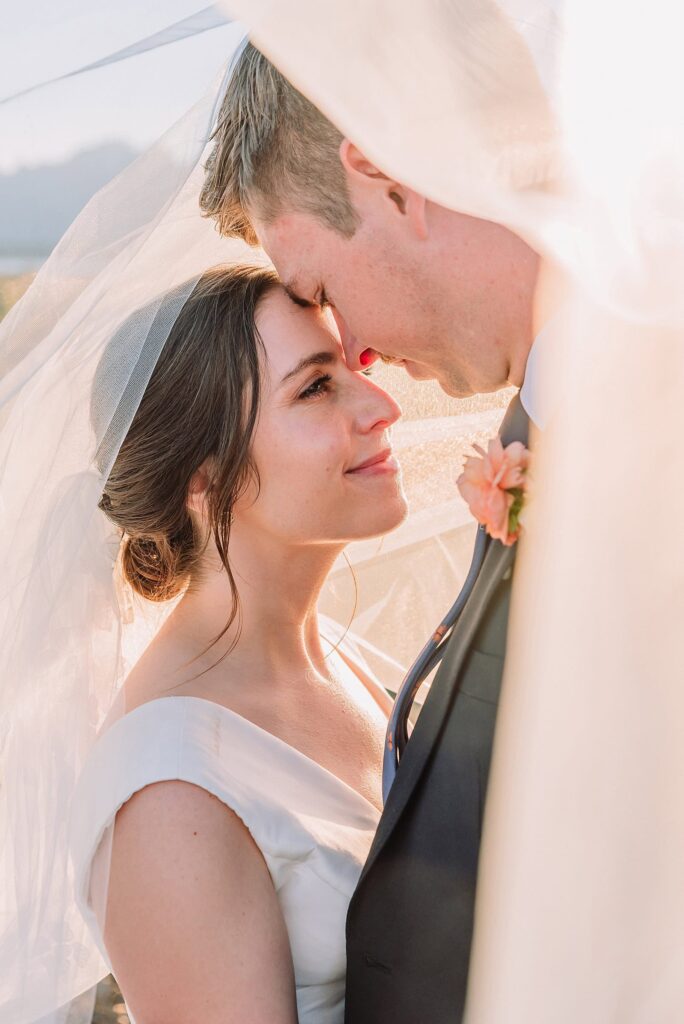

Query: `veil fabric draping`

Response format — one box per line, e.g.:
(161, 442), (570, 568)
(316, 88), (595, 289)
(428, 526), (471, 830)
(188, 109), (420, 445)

(0, 1), (682, 1022)
(1, 8), (497, 1022)
(0, 5), (232, 107)
(0, 1), (231, 104)
(222, 1), (684, 1020)
(0, 26), (258, 1024)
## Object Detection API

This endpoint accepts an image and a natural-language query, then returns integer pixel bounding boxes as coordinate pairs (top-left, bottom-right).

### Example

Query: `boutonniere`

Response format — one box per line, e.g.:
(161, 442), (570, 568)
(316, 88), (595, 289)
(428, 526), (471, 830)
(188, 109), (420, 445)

(456, 437), (531, 546)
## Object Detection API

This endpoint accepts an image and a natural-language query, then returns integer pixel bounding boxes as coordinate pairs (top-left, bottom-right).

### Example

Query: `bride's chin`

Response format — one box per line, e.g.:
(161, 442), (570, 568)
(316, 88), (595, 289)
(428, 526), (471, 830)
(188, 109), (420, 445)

(358, 496), (409, 539)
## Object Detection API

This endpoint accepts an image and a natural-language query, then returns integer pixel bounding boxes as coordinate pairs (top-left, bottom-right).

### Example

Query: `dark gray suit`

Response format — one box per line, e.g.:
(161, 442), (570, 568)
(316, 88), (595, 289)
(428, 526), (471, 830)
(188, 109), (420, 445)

(345, 395), (529, 1024)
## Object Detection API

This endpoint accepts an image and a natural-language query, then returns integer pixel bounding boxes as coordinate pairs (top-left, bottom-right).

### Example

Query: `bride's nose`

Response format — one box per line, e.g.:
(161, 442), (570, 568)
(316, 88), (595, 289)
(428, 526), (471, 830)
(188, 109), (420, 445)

(354, 379), (402, 433)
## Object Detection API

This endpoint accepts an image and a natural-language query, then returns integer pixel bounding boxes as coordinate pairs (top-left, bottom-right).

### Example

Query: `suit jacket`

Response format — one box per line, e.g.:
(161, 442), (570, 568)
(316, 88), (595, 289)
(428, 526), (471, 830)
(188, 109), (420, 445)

(345, 394), (530, 1024)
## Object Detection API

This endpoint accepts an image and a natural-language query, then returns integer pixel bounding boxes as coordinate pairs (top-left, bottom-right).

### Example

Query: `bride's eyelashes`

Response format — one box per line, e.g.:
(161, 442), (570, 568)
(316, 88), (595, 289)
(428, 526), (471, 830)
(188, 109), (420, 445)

(298, 373), (333, 400)
(297, 365), (375, 402)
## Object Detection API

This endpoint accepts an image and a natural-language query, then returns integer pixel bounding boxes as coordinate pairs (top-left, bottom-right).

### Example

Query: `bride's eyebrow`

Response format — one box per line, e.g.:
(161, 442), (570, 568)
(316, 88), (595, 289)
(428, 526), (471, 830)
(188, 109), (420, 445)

(280, 351), (336, 384)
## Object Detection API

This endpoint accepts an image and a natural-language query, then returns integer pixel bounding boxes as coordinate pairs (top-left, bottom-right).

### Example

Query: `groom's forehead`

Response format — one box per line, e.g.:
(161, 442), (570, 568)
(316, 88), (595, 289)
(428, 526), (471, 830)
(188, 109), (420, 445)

(253, 210), (335, 277)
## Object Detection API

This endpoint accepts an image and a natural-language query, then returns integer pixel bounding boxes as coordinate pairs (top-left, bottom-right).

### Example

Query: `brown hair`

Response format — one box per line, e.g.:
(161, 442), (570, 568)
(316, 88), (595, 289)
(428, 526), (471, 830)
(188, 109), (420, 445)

(199, 43), (359, 244)
(98, 264), (279, 639)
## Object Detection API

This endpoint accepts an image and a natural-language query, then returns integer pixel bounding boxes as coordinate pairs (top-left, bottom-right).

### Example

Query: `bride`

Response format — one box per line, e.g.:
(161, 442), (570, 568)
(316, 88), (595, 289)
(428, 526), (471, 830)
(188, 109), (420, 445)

(69, 262), (407, 1024)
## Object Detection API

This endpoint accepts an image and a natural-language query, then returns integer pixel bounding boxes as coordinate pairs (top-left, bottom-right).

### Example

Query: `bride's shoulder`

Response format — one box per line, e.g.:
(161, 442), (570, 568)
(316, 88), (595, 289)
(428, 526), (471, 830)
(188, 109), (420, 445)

(83, 694), (206, 805)
(70, 693), (263, 909)
(71, 699), (269, 980)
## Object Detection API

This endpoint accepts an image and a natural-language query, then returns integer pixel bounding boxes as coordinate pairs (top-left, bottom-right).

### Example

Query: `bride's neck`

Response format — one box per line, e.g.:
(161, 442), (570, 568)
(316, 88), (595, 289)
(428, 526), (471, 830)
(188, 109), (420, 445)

(175, 526), (342, 675)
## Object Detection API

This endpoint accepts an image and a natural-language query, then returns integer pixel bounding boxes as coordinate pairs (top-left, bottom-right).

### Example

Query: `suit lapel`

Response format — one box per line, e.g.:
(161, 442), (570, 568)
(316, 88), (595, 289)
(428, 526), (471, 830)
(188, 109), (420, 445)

(499, 391), (530, 448)
(358, 541), (514, 884)
(357, 393), (529, 886)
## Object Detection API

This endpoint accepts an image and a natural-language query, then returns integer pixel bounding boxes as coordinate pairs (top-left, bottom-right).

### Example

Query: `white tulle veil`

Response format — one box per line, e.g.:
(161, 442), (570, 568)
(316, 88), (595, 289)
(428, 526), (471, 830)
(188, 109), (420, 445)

(0, 22), (258, 1024)
(1, 1), (683, 1022)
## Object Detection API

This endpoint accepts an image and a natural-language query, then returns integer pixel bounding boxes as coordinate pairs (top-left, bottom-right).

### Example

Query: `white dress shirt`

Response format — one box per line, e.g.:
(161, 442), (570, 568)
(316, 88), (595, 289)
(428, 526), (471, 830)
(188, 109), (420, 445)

(519, 315), (561, 430)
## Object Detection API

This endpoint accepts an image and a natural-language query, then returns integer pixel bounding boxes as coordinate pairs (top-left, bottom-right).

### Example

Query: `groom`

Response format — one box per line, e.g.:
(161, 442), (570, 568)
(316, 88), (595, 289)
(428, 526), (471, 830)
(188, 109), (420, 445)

(201, 43), (542, 1023)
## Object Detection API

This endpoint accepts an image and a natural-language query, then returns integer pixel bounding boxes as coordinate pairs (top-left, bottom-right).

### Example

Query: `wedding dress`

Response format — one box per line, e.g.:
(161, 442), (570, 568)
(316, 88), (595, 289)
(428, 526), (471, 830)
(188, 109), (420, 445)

(69, 647), (383, 1024)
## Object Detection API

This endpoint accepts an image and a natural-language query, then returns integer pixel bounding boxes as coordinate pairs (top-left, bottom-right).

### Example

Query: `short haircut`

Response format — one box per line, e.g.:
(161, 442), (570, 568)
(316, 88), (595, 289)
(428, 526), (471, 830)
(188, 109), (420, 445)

(199, 43), (359, 244)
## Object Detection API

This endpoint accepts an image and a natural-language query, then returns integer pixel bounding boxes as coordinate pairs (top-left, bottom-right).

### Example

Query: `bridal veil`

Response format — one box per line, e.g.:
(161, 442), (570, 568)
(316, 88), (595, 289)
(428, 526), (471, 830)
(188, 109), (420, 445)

(1, 2), (683, 1021)
(0, 21), (257, 1023)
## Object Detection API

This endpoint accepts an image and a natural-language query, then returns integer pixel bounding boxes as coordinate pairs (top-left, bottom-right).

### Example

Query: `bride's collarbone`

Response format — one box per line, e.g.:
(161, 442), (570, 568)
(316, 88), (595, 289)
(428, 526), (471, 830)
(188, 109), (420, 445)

(267, 680), (386, 809)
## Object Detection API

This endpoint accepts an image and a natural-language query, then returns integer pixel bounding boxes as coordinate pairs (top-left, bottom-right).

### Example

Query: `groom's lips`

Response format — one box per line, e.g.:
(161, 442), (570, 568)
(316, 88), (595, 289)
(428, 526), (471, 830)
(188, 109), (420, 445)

(346, 448), (399, 476)
(372, 352), (433, 379)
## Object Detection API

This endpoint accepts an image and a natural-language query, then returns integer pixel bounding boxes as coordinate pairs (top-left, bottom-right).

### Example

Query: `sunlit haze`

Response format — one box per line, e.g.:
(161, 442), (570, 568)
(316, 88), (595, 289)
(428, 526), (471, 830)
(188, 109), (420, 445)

(0, 3), (241, 173)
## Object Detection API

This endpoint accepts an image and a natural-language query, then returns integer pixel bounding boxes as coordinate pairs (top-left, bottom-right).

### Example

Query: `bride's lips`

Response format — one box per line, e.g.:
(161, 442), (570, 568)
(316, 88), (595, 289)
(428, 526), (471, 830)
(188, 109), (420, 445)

(346, 448), (399, 477)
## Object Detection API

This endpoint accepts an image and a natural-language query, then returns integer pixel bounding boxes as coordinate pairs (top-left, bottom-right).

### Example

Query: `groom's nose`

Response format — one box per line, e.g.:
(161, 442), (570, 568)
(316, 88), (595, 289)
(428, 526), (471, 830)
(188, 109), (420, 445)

(331, 308), (380, 371)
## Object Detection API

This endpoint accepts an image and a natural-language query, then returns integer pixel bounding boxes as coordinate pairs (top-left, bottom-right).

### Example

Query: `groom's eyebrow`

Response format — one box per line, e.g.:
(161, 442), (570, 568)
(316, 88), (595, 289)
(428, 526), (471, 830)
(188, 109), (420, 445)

(280, 351), (336, 384)
(284, 282), (315, 308)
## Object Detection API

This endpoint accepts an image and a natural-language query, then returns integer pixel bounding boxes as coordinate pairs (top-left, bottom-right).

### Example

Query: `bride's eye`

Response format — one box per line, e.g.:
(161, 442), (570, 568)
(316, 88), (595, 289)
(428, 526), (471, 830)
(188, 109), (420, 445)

(298, 374), (333, 400)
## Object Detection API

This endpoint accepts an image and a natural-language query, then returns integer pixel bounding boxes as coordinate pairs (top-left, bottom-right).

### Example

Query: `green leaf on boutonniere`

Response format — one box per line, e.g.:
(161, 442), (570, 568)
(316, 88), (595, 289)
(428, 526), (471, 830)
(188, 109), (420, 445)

(507, 487), (525, 538)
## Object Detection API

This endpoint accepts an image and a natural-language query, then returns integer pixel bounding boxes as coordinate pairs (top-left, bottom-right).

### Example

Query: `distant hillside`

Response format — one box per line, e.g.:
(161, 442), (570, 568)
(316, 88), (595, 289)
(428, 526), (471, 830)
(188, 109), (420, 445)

(0, 142), (139, 258)
(0, 272), (34, 321)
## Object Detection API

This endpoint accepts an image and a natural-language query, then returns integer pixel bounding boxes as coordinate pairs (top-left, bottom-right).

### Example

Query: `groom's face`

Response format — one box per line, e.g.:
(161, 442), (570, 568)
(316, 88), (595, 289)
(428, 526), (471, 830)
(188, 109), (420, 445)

(252, 196), (539, 399)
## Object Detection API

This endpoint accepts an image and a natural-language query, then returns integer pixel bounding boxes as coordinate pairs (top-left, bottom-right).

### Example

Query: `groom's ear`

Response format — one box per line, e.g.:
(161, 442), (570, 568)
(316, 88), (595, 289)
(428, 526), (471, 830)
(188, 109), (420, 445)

(339, 140), (428, 240)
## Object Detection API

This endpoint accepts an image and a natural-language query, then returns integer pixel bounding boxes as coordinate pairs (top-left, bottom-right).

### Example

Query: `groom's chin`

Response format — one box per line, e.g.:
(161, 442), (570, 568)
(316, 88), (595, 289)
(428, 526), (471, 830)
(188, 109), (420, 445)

(404, 360), (467, 398)
(438, 379), (472, 399)
(431, 367), (475, 399)
(403, 359), (435, 383)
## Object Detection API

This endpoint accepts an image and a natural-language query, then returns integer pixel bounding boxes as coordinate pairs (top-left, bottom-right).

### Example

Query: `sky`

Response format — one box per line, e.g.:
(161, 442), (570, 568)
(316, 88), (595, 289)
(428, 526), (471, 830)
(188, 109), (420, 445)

(0, 2), (243, 173)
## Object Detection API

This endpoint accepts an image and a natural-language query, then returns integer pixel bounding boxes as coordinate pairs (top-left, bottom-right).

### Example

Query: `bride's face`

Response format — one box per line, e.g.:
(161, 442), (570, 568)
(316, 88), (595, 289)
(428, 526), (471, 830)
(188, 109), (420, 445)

(235, 288), (407, 544)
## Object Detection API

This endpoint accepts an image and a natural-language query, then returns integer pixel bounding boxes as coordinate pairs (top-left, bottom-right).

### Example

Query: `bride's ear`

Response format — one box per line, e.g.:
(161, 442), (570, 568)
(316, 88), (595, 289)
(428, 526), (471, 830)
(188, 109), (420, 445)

(339, 140), (429, 240)
(187, 458), (214, 515)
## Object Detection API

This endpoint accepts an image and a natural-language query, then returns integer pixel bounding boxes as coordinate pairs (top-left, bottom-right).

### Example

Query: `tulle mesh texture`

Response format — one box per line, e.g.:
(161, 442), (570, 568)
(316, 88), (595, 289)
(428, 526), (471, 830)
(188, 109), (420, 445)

(0, 31), (255, 1023)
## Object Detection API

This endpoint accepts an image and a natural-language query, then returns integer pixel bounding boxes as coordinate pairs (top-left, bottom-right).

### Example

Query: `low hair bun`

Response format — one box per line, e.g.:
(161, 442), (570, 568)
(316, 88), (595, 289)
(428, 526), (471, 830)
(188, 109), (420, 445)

(121, 518), (195, 602)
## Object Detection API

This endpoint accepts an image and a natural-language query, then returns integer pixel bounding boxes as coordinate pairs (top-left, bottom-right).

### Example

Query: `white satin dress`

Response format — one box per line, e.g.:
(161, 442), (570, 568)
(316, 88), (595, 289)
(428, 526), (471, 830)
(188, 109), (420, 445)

(69, 647), (385, 1024)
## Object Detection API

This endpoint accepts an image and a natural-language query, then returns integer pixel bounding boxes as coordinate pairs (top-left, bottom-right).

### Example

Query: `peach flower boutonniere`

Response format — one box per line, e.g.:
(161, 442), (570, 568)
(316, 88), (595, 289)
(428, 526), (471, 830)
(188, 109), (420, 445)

(456, 437), (531, 546)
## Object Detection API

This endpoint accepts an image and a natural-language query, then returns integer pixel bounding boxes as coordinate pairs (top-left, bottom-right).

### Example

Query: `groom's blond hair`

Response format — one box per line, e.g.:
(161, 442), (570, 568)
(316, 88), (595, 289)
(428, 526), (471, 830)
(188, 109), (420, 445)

(200, 44), (359, 244)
